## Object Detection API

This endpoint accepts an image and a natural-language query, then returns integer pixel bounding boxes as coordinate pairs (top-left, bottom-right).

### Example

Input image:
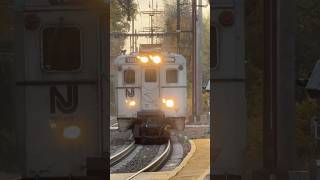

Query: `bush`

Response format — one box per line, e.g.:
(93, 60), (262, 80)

(0, 128), (17, 172)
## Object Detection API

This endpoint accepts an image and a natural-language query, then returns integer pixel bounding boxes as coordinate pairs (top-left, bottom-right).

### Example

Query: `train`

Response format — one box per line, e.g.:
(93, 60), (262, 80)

(15, 0), (108, 178)
(114, 49), (187, 143)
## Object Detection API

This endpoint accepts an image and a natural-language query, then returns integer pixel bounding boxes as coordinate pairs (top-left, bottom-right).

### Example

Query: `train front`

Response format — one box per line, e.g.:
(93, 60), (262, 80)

(114, 51), (187, 143)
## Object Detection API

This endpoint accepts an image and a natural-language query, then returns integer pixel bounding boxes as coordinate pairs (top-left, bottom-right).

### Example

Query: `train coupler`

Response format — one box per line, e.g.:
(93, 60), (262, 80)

(133, 110), (170, 144)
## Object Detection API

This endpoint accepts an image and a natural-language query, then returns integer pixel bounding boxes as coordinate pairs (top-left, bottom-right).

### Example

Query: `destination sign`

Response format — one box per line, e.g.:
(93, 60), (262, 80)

(125, 57), (137, 63)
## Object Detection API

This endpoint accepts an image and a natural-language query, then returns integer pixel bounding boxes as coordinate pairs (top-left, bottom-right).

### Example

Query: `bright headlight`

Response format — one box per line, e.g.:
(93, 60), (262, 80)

(166, 100), (174, 107)
(150, 55), (161, 64)
(163, 99), (174, 108)
(126, 100), (136, 107)
(129, 100), (136, 106)
(137, 56), (149, 63)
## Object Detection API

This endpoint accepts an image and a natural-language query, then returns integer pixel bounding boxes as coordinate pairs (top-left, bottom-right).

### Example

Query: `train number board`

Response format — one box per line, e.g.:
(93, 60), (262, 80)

(125, 57), (137, 63)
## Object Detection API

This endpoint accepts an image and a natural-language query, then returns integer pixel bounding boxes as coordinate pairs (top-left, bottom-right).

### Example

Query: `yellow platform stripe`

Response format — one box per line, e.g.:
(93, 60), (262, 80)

(110, 139), (210, 180)
(170, 139), (210, 180)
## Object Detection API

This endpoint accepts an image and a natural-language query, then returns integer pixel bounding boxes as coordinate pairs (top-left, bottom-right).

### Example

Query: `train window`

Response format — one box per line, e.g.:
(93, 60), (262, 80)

(124, 69), (135, 84)
(166, 69), (178, 83)
(145, 69), (157, 82)
(42, 27), (81, 71)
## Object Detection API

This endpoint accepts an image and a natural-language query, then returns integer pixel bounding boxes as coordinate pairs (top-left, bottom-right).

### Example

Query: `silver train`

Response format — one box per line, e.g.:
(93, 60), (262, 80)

(114, 50), (187, 143)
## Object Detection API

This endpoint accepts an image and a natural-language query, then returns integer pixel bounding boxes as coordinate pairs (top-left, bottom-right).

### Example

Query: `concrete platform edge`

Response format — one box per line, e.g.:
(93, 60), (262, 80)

(110, 139), (197, 180)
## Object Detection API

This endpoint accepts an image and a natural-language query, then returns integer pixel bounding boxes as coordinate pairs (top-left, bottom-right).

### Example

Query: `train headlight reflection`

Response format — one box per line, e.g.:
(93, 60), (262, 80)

(137, 56), (149, 63)
(150, 55), (161, 64)
(63, 126), (81, 139)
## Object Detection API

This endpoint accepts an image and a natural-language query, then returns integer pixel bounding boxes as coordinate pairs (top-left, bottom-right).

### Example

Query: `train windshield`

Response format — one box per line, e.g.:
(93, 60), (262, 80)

(166, 69), (178, 83)
(124, 69), (135, 84)
(42, 27), (81, 71)
(145, 68), (157, 82)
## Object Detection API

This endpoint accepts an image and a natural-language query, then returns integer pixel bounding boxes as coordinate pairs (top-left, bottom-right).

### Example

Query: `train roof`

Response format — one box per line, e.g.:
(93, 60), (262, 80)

(114, 52), (186, 65)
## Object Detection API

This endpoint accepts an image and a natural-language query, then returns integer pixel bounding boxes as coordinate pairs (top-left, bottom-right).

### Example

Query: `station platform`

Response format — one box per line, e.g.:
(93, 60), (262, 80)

(110, 139), (210, 180)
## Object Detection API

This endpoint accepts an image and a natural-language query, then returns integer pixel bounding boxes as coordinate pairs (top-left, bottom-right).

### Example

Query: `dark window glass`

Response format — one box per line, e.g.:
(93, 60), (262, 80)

(166, 69), (178, 83)
(145, 69), (157, 82)
(124, 69), (135, 84)
(43, 27), (81, 71)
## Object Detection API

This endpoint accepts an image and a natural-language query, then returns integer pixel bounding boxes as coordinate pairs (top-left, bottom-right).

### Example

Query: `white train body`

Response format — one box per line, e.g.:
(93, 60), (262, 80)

(114, 52), (187, 135)
(15, 0), (108, 177)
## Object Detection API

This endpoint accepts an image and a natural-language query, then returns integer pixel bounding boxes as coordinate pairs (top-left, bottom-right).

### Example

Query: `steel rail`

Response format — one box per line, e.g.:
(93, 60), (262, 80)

(125, 140), (172, 180)
(110, 141), (136, 166)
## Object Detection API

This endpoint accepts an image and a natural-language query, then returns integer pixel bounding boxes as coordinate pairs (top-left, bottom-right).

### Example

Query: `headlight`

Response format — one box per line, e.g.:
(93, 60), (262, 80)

(126, 100), (136, 107)
(166, 100), (174, 108)
(129, 100), (136, 106)
(150, 55), (161, 64)
(137, 56), (149, 63)
(63, 126), (81, 139)
(162, 98), (174, 108)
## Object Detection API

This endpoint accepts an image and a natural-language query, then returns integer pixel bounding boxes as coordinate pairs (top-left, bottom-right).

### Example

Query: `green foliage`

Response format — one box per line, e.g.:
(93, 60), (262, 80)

(296, 99), (320, 162)
(0, 129), (17, 172)
(111, 0), (136, 32)
(110, 0), (135, 57)
(295, 0), (320, 164)
(296, 0), (320, 78)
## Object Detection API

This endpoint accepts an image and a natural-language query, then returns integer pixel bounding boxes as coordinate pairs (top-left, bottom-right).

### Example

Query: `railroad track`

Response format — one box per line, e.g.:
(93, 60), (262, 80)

(110, 141), (137, 166)
(125, 140), (172, 180)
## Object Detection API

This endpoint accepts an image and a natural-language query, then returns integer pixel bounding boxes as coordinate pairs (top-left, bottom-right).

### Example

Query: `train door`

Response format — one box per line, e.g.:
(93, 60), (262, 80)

(141, 66), (160, 110)
(15, 0), (107, 178)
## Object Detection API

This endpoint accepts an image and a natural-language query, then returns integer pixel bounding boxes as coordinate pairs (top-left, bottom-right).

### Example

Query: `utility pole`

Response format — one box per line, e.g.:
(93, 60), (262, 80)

(196, 0), (203, 120)
(176, 0), (181, 53)
(141, 0), (163, 45)
(131, 19), (135, 52)
(135, 29), (138, 51)
(192, 0), (198, 122)
(263, 0), (296, 179)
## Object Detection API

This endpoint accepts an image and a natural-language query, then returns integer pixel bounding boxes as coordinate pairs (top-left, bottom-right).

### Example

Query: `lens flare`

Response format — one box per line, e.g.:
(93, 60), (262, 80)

(137, 56), (149, 63)
(129, 101), (136, 106)
(166, 99), (174, 108)
(162, 98), (166, 103)
(150, 55), (161, 64)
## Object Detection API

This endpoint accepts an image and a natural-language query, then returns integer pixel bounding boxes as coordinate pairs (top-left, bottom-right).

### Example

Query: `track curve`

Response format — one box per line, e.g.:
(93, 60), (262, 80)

(125, 139), (172, 180)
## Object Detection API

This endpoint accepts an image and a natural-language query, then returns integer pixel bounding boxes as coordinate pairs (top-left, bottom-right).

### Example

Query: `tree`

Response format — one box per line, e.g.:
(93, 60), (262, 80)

(296, 0), (320, 80)
(110, 0), (137, 59)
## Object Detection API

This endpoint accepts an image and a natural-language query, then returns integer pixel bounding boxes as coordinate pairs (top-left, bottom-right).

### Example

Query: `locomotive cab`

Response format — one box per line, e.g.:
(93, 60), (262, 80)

(114, 51), (187, 143)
